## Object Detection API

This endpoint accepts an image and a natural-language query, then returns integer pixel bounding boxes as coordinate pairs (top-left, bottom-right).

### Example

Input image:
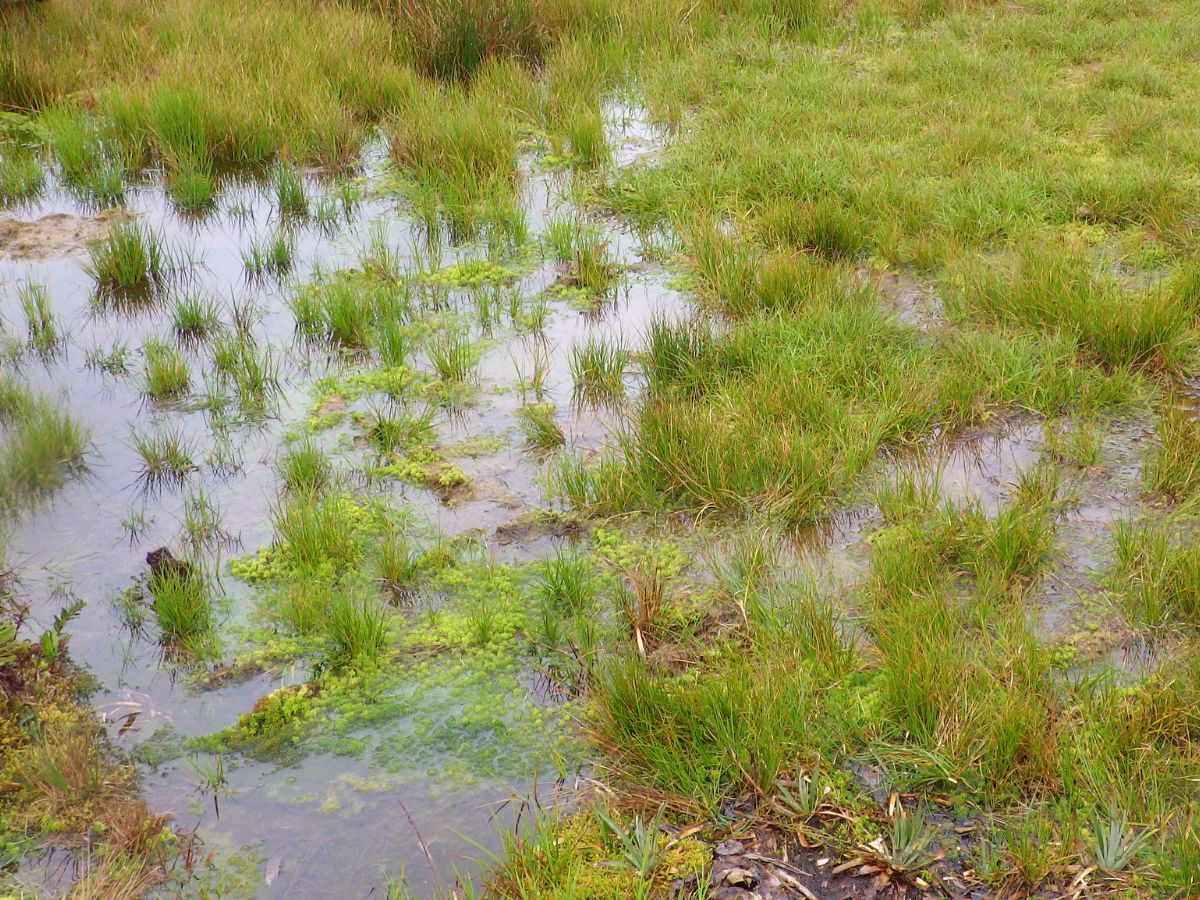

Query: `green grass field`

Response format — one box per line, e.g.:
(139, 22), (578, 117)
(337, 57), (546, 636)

(4, 0), (1200, 894)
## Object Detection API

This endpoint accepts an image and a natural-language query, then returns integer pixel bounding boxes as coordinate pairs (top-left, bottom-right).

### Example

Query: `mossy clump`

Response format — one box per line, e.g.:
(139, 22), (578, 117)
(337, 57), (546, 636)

(193, 683), (319, 762)
(422, 259), (515, 289)
(487, 811), (709, 897)
(372, 451), (470, 498)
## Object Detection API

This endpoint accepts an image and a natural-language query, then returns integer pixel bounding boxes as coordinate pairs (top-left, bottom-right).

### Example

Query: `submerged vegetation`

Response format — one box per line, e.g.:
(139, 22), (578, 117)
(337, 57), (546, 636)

(3, 0), (1200, 894)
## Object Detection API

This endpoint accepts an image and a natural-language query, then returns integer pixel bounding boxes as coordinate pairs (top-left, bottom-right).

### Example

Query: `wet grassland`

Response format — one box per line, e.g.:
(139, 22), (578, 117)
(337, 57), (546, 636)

(3, 0), (1200, 895)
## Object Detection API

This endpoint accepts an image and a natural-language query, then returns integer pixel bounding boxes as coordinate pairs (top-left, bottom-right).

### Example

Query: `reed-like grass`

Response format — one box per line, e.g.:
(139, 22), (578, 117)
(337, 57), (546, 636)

(324, 590), (387, 668)
(130, 425), (197, 489)
(279, 439), (332, 495)
(242, 233), (294, 280)
(148, 567), (212, 651)
(428, 330), (478, 383)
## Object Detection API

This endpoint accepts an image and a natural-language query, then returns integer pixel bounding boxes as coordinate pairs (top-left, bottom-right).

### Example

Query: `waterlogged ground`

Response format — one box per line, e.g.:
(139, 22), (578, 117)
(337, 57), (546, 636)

(0, 104), (686, 896)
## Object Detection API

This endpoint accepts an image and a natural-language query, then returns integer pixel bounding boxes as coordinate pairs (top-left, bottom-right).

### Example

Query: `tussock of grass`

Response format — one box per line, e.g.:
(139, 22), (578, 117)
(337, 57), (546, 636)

(946, 244), (1197, 372)
(279, 439), (332, 495)
(1114, 508), (1200, 628)
(569, 337), (628, 406)
(141, 339), (191, 400)
(517, 402), (565, 451)
(242, 232), (294, 280)
(86, 222), (174, 306)
(171, 292), (221, 344)
(325, 590), (387, 668)
(0, 387), (89, 502)
(148, 567), (212, 652)
(1145, 404), (1200, 499)
(130, 425), (197, 489)
(17, 280), (62, 356)
(0, 146), (44, 205)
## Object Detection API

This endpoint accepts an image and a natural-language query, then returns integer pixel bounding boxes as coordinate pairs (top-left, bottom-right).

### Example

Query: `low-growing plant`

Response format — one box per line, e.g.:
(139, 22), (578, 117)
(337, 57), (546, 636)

(271, 163), (308, 218)
(84, 340), (133, 375)
(428, 330), (477, 383)
(148, 567), (212, 652)
(242, 233), (294, 279)
(1, 397), (89, 499)
(376, 528), (423, 601)
(0, 148), (43, 206)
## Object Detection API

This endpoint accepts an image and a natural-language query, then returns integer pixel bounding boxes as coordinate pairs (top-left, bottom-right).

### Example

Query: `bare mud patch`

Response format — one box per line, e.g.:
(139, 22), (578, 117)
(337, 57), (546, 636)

(0, 209), (131, 259)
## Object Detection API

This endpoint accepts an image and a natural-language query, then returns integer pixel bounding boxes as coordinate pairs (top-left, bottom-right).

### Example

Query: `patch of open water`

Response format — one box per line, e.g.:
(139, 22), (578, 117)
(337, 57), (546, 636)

(0, 104), (681, 896)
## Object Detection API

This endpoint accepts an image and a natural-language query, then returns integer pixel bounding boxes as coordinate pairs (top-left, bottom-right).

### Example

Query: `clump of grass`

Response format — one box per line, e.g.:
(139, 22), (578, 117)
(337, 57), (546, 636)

(86, 222), (173, 306)
(615, 562), (671, 653)
(1114, 513), (1200, 627)
(565, 107), (609, 169)
(324, 591), (386, 668)
(571, 231), (619, 295)
(378, 318), (410, 368)
(570, 337), (628, 406)
(0, 396), (89, 500)
(141, 340), (191, 400)
(279, 440), (332, 495)
(179, 489), (234, 556)
(0, 148), (44, 206)
(1144, 404), (1200, 499)
(967, 464), (1061, 593)
(130, 425), (197, 490)
(17, 280), (62, 356)
(167, 160), (217, 214)
(532, 550), (597, 617)
(295, 276), (375, 348)
(208, 335), (281, 413)
(273, 492), (362, 575)
(363, 405), (433, 455)
(389, 0), (553, 80)
(148, 567), (212, 652)
(266, 576), (330, 635)
(271, 163), (308, 218)
(1044, 416), (1104, 469)
(43, 109), (125, 203)
(517, 402), (565, 452)
(947, 245), (1196, 371)
(375, 528), (423, 600)
(84, 340), (133, 376)
(756, 197), (865, 261)
(171, 292), (222, 344)
(428, 330), (478, 383)
(242, 233), (294, 279)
